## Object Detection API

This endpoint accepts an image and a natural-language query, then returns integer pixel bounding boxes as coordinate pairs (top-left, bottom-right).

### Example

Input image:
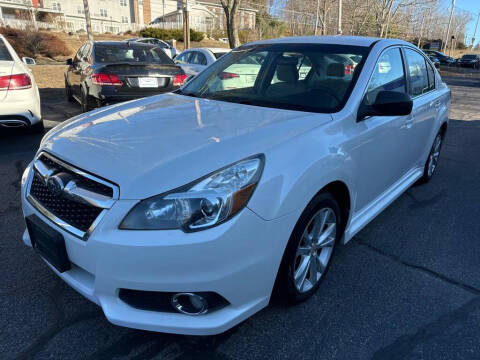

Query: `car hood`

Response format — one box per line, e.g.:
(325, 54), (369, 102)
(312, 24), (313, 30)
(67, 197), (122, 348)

(40, 94), (331, 199)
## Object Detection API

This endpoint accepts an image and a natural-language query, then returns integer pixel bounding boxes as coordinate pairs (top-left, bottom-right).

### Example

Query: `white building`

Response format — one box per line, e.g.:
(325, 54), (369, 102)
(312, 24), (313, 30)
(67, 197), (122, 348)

(0, 0), (148, 33)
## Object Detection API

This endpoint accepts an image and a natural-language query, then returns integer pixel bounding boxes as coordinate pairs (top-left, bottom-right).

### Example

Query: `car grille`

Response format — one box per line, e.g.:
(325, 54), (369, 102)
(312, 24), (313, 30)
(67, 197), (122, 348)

(27, 152), (119, 239)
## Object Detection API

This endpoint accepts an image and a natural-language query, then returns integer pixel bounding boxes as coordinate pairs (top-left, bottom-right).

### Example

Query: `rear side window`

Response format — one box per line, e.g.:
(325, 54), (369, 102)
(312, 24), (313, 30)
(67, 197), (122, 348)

(0, 40), (13, 61)
(364, 48), (406, 105)
(426, 62), (435, 91)
(190, 51), (207, 65)
(94, 44), (174, 64)
(404, 48), (429, 96)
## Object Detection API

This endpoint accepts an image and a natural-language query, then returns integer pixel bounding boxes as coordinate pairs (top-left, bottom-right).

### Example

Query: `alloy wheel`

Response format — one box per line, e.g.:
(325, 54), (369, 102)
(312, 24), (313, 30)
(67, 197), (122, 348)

(293, 207), (337, 293)
(427, 134), (442, 177)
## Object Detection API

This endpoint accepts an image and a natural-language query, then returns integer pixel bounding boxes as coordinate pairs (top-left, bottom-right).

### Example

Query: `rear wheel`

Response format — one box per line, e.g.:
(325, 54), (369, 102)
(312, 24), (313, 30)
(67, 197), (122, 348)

(275, 192), (342, 304)
(80, 87), (98, 112)
(418, 132), (443, 184)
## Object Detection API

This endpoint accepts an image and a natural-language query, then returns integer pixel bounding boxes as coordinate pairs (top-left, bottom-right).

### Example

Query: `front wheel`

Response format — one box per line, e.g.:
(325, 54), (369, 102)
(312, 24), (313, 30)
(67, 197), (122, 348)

(418, 132), (443, 184)
(275, 192), (342, 304)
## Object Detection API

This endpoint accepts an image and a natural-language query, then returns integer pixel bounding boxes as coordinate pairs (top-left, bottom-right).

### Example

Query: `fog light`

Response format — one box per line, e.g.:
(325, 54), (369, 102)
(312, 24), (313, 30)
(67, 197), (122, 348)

(171, 293), (209, 315)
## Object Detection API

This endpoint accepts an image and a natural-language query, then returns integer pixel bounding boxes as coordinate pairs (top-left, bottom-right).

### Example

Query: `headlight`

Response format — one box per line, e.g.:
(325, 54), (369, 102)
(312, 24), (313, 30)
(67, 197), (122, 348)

(120, 155), (264, 232)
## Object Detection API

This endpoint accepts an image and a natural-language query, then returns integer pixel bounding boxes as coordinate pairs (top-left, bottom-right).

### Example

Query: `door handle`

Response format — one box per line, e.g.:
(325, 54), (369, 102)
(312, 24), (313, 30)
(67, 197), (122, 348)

(430, 100), (441, 109)
(405, 114), (414, 128)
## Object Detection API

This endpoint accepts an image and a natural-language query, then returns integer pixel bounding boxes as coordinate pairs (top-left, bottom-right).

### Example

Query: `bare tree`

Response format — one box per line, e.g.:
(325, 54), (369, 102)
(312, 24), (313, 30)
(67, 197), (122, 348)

(220, 0), (241, 48)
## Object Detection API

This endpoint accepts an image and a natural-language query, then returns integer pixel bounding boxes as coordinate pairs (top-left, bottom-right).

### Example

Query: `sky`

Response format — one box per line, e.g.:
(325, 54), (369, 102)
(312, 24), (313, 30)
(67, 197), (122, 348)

(454, 0), (480, 46)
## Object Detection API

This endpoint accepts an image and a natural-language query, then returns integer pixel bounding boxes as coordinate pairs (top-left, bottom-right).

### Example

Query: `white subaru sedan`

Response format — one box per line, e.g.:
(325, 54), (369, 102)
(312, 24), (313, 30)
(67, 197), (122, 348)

(0, 34), (42, 132)
(20, 36), (450, 335)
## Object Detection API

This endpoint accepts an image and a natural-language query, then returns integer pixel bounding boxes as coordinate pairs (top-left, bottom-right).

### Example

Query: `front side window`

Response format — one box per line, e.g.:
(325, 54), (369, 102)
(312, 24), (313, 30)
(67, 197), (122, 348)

(180, 44), (370, 113)
(364, 47), (406, 105)
(404, 48), (429, 96)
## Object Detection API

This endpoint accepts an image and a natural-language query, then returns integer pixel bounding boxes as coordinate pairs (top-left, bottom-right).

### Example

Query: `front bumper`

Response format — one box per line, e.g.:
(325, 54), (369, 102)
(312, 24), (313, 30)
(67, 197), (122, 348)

(20, 163), (296, 335)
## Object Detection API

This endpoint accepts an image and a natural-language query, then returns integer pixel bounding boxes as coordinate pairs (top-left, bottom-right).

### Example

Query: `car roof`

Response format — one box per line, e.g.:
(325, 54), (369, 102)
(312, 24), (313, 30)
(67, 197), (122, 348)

(245, 36), (411, 48)
(183, 47), (229, 53)
(92, 40), (154, 47)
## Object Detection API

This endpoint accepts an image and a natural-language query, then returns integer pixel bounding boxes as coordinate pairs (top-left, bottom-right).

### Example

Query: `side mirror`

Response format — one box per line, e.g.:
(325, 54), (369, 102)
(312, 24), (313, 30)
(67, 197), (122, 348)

(357, 91), (413, 121)
(66, 58), (73, 66)
(22, 57), (36, 65)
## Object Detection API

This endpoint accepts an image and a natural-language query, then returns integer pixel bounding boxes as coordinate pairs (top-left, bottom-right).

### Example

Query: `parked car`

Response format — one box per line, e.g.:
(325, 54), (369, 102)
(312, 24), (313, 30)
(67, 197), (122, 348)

(21, 36), (450, 336)
(127, 37), (178, 59)
(427, 55), (441, 69)
(65, 41), (187, 112)
(457, 54), (480, 69)
(423, 50), (455, 66)
(0, 34), (42, 132)
(174, 47), (230, 78)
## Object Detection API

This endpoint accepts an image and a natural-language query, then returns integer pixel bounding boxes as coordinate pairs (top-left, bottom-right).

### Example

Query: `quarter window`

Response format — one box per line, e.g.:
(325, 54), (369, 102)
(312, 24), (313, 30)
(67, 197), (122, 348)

(365, 48), (406, 105)
(404, 48), (429, 96)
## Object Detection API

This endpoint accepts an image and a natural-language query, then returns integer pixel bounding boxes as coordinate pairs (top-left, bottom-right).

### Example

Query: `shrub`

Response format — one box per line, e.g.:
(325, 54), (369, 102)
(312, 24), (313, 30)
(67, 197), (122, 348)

(0, 27), (71, 58)
(139, 27), (204, 42)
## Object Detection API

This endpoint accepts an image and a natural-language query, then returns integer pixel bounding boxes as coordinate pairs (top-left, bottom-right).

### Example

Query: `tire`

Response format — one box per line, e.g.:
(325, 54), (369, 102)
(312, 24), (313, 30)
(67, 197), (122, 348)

(80, 87), (97, 113)
(274, 192), (342, 305)
(30, 120), (44, 134)
(65, 79), (75, 102)
(418, 132), (443, 184)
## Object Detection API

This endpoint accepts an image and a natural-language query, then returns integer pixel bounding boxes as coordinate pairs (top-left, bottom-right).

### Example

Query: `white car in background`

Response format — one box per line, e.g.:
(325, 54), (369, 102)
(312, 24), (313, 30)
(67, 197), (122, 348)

(0, 34), (42, 132)
(128, 37), (178, 59)
(174, 47), (230, 78)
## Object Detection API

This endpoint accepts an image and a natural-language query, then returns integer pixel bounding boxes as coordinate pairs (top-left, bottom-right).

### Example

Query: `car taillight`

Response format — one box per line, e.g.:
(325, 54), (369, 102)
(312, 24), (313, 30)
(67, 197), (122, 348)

(0, 73), (32, 91)
(219, 72), (240, 80)
(344, 64), (355, 75)
(173, 73), (187, 86)
(92, 73), (123, 86)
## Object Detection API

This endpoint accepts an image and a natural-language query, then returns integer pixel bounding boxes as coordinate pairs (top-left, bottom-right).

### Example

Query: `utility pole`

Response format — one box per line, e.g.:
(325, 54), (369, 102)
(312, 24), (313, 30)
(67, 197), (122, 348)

(337, 0), (342, 35)
(314, 0), (320, 35)
(417, 8), (429, 48)
(183, 0), (190, 50)
(162, 0), (165, 29)
(443, 0), (455, 53)
(82, 0), (93, 41)
(472, 12), (479, 48)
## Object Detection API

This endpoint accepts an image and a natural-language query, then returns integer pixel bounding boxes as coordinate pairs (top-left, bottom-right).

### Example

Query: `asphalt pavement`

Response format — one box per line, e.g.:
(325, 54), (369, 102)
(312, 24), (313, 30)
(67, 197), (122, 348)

(0, 67), (479, 360)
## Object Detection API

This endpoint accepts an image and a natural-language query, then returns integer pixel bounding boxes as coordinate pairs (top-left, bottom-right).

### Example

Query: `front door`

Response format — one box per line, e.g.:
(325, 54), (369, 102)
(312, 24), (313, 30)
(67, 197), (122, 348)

(349, 47), (413, 211)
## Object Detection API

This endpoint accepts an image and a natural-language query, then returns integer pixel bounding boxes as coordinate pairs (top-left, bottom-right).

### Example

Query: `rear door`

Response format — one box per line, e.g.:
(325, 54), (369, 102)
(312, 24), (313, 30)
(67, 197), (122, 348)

(0, 39), (14, 102)
(403, 47), (439, 168)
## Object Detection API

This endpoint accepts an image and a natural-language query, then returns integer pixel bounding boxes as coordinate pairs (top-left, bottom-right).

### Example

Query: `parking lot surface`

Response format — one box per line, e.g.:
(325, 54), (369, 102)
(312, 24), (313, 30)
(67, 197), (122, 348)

(1, 67), (479, 360)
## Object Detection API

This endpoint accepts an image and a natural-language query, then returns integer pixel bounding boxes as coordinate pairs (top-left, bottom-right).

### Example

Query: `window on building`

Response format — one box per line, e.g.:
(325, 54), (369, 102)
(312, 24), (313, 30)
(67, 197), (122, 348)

(77, 7), (85, 15)
(52, 1), (61, 11)
(100, 9), (108, 17)
(120, 0), (127, 6)
(121, 16), (129, 23)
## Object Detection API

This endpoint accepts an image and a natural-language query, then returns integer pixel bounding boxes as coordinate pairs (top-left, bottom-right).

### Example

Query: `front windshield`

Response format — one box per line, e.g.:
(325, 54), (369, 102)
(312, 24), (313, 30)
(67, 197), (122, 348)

(179, 44), (370, 113)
